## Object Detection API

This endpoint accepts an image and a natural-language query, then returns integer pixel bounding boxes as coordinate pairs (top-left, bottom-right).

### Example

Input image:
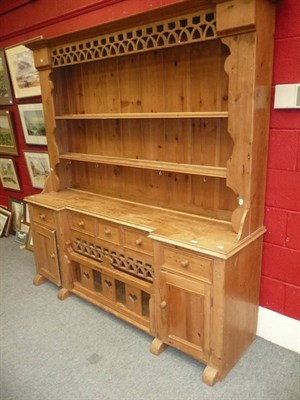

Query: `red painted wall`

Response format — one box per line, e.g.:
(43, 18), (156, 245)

(261, 0), (300, 321)
(0, 0), (299, 320)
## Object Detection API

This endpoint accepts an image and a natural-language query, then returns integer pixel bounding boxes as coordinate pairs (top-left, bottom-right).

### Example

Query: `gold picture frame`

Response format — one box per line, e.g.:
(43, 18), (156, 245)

(0, 110), (18, 155)
(25, 226), (34, 251)
(8, 197), (26, 234)
(0, 49), (13, 105)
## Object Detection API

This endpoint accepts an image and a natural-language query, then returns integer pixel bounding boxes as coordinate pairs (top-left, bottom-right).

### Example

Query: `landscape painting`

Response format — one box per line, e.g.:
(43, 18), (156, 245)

(0, 110), (18, 155)
(5, 45), (41, 98)
(0, 49), (13, 105)
(18, 103), (47, 145)
(24, 151), (50, 189)
(0, 157), (20, 191)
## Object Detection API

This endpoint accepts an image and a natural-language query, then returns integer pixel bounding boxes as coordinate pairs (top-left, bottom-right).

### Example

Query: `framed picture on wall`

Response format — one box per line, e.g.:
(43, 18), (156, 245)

(8, 197), (26, 234)
(0, 49), (13, 105)
(5, 45), (41, 98)
(24, 151), (50, 189)
(0, 157), (21, 191)
(18, 103), (47, 145)
(0, 110), (18, 155)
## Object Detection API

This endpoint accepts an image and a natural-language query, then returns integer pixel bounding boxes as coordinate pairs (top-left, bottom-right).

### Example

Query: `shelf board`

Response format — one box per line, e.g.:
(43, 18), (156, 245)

(59, 152), (227, 178)
(55, 112), (228, 120)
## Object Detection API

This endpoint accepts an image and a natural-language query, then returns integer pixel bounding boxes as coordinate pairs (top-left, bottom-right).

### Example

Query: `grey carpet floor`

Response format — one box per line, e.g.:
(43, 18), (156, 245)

(0, 236), (299, 400)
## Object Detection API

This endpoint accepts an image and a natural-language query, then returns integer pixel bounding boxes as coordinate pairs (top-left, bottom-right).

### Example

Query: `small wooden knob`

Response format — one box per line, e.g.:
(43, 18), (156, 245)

(180, 259), (189, 268)
(160, 301), (167, 309)
(40, 214), (46, 220)
(135, 238), (142, 246)
(104, 227), (111, 236)
(50, 253), (55, 259)
(78, 221), (84, 227)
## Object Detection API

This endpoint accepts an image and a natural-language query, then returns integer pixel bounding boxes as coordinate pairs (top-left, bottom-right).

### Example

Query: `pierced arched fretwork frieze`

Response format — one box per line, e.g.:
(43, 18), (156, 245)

(72, 238), (154, 282)
(51, 10), (217, 67)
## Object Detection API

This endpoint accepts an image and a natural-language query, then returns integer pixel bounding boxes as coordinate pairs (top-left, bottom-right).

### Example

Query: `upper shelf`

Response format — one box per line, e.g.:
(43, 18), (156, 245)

(59, 152), (227, 178)
(55, 112), (228, 120)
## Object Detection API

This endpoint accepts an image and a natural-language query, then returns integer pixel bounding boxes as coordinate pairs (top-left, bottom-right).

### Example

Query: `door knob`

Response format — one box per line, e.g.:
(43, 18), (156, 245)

(160, 300), (167, 309)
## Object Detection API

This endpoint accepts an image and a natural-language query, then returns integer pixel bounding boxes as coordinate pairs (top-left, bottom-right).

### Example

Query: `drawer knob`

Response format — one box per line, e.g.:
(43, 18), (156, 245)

(160, 301), (167, 309)
(180, 260), (189, 268)
(104, 227), (111, 236)
(50, 253), (55, 259)
(135, 238), (143, 246)
(78, 221), (85, 227)
(40, 213), (46, 220)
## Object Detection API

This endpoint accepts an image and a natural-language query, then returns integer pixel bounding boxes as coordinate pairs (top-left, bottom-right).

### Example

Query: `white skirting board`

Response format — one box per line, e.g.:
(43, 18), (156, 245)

(257, 307), (300, 354)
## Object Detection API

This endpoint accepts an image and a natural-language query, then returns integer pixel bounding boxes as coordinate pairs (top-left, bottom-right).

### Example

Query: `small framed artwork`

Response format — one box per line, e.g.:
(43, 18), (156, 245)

(25, 227), (34, 251)
(25, 202), (31, 223)
(0, 210), (9, 237)
(20, 221), (30, 234)
(16, 221), (30, 245)
(18, 103), (47, 146)
(0, 49), (13, 105)
(5, 45), (41, 98)
(0, 207), (13, 236)
(24, 151), (50, 189)
(0, 110), (18, 155)
(0, 157), (21, 191)
(15, 229), (28, 245)
(9, 197), (26, 234)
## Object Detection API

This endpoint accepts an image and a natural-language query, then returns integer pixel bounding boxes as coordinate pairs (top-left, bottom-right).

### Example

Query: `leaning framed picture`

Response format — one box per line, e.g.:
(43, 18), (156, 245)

(24, 151), (50, 189)
(5, 44), (41, 98)
(0, 157), (21, 191)
(0, 207), (13, 236)
(18, 103), (47, 145)
(8, 197), (26, 234)
(0, 49), (13, 105)
(16, 220), (30, 244)
(15, 229), (28, 244)
(0, 209), (9, 237)
(0, 110), (18, 155)
(25, 227), (34, 251)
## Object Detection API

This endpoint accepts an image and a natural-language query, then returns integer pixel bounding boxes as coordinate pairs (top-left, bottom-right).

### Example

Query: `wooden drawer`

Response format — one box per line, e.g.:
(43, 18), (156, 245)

(69, 211), (95, 235)
(162, 247), (212, 283)
(123, 228), (153, 255)
(30, 206), (56, 228)
(97, 220), (120, 244)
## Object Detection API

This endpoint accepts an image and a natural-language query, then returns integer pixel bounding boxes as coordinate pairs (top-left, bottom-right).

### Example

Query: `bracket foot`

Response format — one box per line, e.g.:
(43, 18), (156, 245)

(150, 338), (168, 356)
(202, 365), (219, 386)
(33, 274), (47, 286)
(58, 288), (71, 301)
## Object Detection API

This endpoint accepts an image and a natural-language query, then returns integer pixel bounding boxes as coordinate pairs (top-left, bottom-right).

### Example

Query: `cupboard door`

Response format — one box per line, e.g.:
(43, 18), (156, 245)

(159, 271), (211, 360)
(32, 224), (61, 286)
